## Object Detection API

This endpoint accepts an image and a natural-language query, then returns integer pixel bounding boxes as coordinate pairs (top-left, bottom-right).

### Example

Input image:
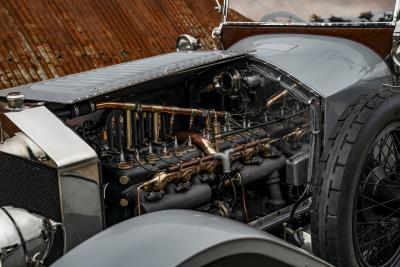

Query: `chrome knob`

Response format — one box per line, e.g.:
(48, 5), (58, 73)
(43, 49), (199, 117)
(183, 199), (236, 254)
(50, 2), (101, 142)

(6, 92), (25, 110)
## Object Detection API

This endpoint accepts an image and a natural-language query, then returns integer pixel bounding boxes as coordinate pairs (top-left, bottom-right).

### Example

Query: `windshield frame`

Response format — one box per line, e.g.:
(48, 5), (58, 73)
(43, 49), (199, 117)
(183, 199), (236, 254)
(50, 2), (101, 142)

(222, 0), (400, 27)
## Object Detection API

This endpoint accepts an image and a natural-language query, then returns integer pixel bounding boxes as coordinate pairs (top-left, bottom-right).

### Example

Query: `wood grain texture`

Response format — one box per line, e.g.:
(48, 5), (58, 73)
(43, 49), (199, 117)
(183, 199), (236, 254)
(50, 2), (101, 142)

(221, 25), (394, 58)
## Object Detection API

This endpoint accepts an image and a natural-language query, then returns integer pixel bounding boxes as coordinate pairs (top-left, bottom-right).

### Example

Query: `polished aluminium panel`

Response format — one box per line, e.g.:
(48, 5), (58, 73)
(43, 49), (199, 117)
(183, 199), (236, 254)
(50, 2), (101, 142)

(5, 106), (97, 168)
(0, 51), (246, 104)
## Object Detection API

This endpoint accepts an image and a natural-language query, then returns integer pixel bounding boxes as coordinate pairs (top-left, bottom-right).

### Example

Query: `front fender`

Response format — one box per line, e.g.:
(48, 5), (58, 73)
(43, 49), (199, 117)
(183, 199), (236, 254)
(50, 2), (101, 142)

(52, 210), (330, 267)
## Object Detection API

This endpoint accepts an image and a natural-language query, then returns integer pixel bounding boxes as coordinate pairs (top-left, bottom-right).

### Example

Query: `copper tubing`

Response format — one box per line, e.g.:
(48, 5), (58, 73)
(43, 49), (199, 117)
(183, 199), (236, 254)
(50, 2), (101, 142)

(125, 110), (133, 149)
(96, 102), (138, 110)
(176, 132), (217, 155)
(96, 102), (226, 118)
(213, 120), (221, 152)
(141, 105), (226, 118)
(153, 112), (160, 143)
(266, 90), (288, 108)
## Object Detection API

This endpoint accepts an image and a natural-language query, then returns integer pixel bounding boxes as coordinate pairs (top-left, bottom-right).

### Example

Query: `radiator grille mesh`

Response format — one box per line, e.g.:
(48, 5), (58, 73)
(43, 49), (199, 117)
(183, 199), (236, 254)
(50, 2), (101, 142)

(0, 151), (64, 264)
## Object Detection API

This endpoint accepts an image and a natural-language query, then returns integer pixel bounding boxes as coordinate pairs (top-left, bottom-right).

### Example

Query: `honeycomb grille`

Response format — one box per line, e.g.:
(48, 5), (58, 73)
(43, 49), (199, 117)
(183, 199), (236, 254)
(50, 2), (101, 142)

(0, 151), (64, 264)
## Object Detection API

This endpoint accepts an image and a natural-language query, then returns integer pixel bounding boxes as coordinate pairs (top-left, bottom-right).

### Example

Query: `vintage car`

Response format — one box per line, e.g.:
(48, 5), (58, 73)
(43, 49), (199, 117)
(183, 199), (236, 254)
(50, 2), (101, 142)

(0, 0), (399, 266)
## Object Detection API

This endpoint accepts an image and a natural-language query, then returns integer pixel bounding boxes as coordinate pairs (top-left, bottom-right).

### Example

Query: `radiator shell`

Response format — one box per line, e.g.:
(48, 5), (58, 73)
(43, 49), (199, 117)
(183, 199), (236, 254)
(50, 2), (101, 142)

(0, 106), (104, 263)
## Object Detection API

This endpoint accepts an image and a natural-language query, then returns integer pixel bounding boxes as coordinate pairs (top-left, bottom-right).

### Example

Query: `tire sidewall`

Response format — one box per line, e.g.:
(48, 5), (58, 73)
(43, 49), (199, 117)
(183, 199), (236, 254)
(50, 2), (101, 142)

(327, 93), (400, 266)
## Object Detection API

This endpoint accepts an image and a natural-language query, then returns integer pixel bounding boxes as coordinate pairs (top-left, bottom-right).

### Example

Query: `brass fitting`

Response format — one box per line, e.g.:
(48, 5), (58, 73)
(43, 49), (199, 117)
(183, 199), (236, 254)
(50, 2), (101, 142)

(143, 172), (169, 192)
(119, 198), (129, 207)
(119, 175), (130, 185)
(266, 90), (288, 108)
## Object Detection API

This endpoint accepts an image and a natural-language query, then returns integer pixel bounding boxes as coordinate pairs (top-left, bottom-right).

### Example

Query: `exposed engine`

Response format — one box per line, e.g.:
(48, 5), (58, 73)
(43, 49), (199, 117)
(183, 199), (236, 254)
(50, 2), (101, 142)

(0, 58), (319, 235)
(58, 60), (318, 227)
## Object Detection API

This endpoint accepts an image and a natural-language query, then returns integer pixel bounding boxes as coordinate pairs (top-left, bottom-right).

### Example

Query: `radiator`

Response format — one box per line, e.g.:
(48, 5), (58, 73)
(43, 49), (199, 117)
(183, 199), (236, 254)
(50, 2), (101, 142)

(1, 106), (104, 264)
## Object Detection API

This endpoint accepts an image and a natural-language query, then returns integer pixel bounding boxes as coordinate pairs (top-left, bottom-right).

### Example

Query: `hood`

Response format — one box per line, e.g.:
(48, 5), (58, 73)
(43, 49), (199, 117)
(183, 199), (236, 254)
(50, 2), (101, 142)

(0, 51), (246, 105)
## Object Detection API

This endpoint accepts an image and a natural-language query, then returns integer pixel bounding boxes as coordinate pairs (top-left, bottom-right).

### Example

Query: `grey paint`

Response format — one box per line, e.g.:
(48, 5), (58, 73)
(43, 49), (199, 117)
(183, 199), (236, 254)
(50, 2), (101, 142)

(53, 210), (331, 267)
(0, 51), (246, 104)
(229, 34), (393, 140)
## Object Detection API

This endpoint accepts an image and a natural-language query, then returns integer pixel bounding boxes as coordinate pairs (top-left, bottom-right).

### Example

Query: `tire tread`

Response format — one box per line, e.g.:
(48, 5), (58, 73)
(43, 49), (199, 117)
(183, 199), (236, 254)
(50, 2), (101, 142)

(311, 88), (399, 265)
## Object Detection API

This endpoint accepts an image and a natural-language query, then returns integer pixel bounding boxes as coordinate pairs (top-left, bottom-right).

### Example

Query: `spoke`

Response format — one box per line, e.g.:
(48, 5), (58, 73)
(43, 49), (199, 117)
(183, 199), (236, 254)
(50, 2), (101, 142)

(357, 193), (396, 213)
(358, 206), (400, 240)
(360, 182), (400, 188)
(391, 131), (400, 163)
(361, 165), (400, 202)
(379, 179), (400, 202)
(359, 228), (400, 248)
(373, 133), (397, 174)
(368, 233), (400, 261)
(357, 221), (399, 225)
(382, 133), (400, 175)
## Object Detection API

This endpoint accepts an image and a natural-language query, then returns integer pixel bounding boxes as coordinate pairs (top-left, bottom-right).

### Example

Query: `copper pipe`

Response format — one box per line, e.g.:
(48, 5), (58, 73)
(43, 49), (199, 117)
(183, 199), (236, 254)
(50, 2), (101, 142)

(213, 120), (221, 152)
(125, 110), (133, 149)
(96, 102), (226, 118)
(141, 105), (226, 118)
(153, 112), (160, 143)
(176, 132), (216, 155)
(96, 102), (138, 110)
(266, 90), (288, 108)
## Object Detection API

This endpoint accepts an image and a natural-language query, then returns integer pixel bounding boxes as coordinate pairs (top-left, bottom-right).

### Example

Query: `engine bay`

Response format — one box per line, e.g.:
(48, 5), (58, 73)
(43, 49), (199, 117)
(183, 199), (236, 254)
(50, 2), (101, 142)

(53, 58), (319, 229)
(0, 57), (321, 237)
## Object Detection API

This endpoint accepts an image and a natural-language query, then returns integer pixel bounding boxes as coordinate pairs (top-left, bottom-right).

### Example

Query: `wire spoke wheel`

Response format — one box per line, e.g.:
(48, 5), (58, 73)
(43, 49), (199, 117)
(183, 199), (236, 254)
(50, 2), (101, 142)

(354, 123), (400, 267)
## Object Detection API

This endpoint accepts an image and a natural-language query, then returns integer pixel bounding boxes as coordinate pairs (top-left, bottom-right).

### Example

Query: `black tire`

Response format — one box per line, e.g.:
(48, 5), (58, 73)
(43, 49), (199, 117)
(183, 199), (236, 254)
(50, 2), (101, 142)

(311, 88), (400, 267)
